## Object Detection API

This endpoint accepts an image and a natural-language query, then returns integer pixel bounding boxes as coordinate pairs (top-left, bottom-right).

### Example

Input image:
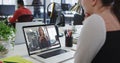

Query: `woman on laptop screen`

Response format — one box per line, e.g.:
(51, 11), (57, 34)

(38, 27), (51, 49)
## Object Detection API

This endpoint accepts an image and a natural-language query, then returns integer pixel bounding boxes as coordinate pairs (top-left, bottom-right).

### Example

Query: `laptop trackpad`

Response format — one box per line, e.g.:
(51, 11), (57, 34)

(37, 49), (67, 59)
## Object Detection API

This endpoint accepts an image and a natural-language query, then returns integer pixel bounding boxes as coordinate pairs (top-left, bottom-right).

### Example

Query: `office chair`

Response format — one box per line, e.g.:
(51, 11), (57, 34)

(18, 14), (33, 22)
(11, 14), (33, 28)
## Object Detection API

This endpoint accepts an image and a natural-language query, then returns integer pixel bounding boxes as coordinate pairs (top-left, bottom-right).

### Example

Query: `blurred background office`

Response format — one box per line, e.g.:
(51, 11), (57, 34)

(0, 0), (84, 24)
(0, 0), (84, 45)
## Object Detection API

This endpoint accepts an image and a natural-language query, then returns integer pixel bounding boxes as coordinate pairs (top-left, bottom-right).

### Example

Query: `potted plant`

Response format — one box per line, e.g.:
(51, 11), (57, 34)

(0, 19), (15, 57)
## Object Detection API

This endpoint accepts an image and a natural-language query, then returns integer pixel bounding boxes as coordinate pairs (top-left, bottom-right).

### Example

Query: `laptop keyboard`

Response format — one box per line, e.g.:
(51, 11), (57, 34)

(38, 49), (67, 58)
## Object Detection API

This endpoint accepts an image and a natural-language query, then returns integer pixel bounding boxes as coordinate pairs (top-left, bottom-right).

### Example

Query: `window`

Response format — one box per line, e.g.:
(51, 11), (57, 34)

(50, 0), (78, 5)
(51, 0), (61, 4)
(0, 0), (2, 4)
(0, 0), (16, 5)
(66, 0), (78, 5)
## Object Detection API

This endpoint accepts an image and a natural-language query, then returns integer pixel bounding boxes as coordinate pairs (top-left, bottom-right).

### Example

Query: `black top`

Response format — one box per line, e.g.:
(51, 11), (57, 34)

(92, 30), (120, 63)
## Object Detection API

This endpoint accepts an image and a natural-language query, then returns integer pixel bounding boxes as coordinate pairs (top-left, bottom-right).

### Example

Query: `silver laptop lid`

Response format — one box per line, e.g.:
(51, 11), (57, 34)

(23, 25), (61, 55)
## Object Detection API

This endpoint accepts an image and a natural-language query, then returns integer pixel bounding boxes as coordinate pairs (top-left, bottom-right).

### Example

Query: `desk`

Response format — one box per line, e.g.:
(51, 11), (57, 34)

(4, 25), (82, 63)
(5, 37), (77, 63)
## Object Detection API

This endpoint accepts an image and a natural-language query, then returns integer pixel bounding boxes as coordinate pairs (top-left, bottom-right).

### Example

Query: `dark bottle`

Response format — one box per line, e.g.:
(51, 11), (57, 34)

(65, 36), (73, 47)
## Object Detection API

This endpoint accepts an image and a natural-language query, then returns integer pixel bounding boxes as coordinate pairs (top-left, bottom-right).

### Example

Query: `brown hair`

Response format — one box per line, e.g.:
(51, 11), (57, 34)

(101, 0), (120, 23)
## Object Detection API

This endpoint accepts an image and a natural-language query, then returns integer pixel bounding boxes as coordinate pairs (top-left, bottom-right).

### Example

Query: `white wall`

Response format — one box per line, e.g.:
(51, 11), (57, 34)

(50, 0), (78, 6)
(51, 0), (61, 3)
(0, 0), (16, 5)
(0, 0), (2, 4)
(66, 0), (78, 5)
(46, 0), (51, 9)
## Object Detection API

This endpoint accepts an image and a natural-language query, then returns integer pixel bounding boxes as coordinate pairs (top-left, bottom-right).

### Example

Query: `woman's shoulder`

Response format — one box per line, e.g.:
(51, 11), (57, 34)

(88, 14), (102, 19)
(83, 14), (106, 32)
(83, 14), (104, 24)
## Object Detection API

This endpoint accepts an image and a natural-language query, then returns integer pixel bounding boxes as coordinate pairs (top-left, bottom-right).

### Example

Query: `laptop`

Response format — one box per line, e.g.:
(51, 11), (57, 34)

(22, 24), (75, 63)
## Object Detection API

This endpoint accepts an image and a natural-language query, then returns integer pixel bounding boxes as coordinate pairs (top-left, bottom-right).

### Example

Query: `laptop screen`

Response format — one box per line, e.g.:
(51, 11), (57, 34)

(23, 25), (61, 55)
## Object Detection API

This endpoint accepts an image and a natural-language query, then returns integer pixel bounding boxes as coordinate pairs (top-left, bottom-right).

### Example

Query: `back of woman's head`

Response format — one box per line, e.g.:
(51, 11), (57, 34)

(101, 0), (120, 23)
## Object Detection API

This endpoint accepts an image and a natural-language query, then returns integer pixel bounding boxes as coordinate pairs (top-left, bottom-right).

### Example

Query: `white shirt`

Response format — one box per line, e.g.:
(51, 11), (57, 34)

(74, 14), (106, 63)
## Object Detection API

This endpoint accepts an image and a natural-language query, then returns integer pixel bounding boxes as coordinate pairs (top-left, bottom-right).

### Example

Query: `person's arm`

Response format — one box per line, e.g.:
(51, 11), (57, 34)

(74, 14), (106, 63)
(9, 10), (20, 23)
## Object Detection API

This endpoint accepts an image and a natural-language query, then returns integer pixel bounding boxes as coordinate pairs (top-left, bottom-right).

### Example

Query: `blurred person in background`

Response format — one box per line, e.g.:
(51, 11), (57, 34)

(9, 0), (32, 23)
(32, 0), (42, 18)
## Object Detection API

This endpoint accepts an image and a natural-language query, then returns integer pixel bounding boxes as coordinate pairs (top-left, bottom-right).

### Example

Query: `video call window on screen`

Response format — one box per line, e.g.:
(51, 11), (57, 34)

(23, 26), (60, 53)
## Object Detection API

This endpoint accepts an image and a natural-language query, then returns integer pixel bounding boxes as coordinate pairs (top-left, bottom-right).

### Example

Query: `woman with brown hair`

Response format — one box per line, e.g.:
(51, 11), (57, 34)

(74, 0), (120, 63)
(38, 27), (51, 49)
